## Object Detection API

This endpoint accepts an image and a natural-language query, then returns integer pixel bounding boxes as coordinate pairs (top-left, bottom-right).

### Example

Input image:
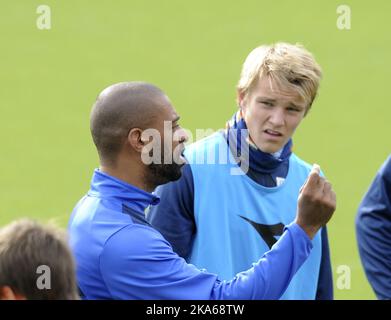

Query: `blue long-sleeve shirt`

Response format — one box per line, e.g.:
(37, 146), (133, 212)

(148, 163), (333, 299)
(68, 169), (313, 300)
(356, 155), (391, 299)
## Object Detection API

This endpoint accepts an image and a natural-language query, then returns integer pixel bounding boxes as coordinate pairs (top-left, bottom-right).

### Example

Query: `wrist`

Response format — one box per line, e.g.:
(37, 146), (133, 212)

(294, 220), (319, 240)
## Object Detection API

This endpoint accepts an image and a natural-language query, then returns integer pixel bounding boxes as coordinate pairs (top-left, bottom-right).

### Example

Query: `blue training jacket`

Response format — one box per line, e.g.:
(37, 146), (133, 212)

(356, 155), (391, 299)
(68, 169), (313, 300)
(148, 131), (333, 299)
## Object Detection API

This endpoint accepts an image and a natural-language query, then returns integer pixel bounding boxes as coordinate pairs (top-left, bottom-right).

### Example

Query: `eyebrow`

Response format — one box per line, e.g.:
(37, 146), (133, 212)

(256, 97), (304, 109)
(256, 97), (276, 102)
(172, 116), (180, 124)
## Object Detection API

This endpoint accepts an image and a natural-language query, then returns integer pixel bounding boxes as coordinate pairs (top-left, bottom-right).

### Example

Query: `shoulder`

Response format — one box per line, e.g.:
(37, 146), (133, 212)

(101, 224), (174, 260)
(379, 155), (391, 180)
(69, 196), (132, 242)
(290, 153), (326, 177)
(184, 131), (225, 160)
(99, 224), (181, 283)
(290, 153), (312, 172)
(290, 153), (311, 169)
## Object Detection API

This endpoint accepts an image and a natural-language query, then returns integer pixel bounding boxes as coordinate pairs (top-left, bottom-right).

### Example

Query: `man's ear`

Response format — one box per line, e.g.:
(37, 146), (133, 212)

(0, 286), (22, 300)
(127, 128), (144, 153)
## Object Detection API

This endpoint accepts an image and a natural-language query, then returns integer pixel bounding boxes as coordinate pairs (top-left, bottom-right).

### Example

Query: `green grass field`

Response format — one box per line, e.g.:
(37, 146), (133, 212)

(1, 0), (390, 299)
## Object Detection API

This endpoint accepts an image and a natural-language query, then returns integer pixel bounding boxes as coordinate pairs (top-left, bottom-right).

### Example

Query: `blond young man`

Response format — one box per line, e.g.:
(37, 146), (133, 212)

(148, 43), (333, 299)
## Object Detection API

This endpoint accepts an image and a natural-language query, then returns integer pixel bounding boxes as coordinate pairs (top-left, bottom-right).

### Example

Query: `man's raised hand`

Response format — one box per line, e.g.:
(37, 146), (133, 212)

(295, 164), (336, 239)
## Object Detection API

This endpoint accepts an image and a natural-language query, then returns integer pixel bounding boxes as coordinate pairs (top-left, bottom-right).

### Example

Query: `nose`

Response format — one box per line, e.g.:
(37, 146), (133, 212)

(268, 107), (285, 127)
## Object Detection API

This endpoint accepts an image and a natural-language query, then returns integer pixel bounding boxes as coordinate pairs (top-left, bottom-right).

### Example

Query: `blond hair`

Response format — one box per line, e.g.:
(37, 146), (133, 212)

(237, 43), (322, 112)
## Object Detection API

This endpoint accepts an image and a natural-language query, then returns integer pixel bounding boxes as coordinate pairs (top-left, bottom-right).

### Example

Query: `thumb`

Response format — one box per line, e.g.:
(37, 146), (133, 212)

(300, 164), (321, 193)
(310, 163), (321, 176)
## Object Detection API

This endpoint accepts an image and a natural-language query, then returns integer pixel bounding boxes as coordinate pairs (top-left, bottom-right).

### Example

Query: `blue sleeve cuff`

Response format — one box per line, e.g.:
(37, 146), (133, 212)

(285, 222), (313, 249)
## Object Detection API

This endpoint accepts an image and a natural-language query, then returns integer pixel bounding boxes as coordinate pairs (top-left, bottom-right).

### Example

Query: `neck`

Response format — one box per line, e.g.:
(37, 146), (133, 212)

(100, 159), (156, 193)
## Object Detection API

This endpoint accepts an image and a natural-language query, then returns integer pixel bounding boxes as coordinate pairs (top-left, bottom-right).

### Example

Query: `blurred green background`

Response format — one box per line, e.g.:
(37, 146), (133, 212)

(1, 0), (390, 299)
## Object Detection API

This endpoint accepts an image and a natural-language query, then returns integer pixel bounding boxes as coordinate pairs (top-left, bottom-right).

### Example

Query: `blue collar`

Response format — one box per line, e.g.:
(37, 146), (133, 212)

(226, 111), (292, 175)
(88, 169), (160, 214)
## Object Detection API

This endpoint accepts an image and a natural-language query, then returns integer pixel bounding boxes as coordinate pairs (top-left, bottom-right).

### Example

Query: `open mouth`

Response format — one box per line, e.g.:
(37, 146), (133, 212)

(174, 146), (187, 165)
(264, 129), (283, 137)
(180, 149), (186, 162)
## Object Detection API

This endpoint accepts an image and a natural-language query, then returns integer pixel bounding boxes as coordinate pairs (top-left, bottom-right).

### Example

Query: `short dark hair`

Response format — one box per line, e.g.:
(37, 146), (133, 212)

(0, 219), (78, 300)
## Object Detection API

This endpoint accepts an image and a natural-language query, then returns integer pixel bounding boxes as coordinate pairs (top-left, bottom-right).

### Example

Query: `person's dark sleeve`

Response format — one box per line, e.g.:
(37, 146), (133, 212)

(99, 222), (313, 300)
(147, 164), (195, 258)
(356, 156), (391, 300)
(315, 227), (334, 300)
